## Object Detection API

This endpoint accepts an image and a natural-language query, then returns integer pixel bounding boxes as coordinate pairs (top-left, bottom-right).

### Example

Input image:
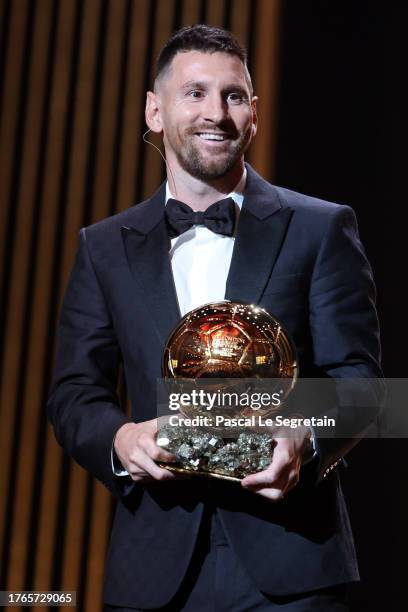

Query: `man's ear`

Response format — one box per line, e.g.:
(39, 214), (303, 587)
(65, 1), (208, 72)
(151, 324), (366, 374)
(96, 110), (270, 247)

(145, 91), (163, 133)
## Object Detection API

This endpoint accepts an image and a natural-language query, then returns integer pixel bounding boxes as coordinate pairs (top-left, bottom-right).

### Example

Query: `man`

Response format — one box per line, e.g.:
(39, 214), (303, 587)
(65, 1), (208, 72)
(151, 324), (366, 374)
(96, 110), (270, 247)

(48, 25), (383, 611)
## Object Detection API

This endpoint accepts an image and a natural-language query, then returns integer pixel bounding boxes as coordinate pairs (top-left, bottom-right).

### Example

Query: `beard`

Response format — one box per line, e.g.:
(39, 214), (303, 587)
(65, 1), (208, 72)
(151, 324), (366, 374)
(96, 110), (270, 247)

(169, 123), (253, 181)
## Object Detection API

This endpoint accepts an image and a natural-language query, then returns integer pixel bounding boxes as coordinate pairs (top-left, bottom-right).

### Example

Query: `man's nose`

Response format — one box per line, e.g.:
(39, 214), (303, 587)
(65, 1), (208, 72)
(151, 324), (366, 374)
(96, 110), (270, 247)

(201, 93), (228, 123)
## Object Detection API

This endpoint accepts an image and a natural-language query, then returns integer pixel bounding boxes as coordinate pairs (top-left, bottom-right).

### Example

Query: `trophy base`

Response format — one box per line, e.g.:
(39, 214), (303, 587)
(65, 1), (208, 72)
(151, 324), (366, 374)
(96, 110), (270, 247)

(156, 424), (274, 480)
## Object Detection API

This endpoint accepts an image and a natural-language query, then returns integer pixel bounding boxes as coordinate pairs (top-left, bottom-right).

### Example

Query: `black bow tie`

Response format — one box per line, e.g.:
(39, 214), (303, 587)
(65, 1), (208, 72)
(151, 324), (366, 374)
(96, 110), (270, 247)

(165, 197), (236, 238)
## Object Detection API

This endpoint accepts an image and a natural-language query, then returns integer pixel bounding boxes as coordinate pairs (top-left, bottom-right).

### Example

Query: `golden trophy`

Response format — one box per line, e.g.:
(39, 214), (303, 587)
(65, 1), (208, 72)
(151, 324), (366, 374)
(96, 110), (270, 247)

(156, 301), (297, 480)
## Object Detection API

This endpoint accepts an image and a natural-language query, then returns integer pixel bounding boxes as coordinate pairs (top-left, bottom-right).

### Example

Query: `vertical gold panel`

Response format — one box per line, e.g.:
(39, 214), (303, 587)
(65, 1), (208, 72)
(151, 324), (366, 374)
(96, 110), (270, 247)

(142, 0), (176, 199)
(0, 0), (6, 33)
(91, 0), (128, 223)
(0, 0), (28, 291)
(59, 464), (89, 594)
(32, 435), (63, 592)
(247, 0), (282, 180)
(116, 0), (150, 212)
(0, 0), (30, 560)
(230, 0), (250, 46)
(82, 481), (112, 610)
(205, 0), (225, 26)
(182, 0), (201, 25)
(60, 0), (103, 288)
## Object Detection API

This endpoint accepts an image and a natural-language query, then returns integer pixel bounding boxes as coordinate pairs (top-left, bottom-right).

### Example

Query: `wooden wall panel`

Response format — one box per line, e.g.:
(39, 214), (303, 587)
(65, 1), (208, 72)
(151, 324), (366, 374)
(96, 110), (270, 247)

(142, 0), (177, 200)
(59, 0), (102, 290)
(0, 1), (281, 609)
(0, 0), (29, 294)
(115, 0), (150, 213)
(2, 1), (57, 591)
(248, 0), (282, 179)
(181, 0), (201, 25)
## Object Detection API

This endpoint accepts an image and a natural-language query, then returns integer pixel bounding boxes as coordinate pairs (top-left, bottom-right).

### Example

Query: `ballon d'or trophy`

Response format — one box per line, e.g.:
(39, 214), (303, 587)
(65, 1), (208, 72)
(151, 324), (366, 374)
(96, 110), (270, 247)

(156, 301), (297, 480)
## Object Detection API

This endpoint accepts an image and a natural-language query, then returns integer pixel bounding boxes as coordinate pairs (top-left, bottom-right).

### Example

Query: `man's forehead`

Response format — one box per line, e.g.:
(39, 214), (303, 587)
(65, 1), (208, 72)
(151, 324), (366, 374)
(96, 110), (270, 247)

(161, 50), (249, 87)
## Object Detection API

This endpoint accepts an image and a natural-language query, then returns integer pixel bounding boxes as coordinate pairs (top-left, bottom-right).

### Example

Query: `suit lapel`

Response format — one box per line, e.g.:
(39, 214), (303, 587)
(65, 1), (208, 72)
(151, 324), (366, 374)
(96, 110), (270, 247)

(120, 165), (293, 344)
(225, 165), (293, 304)
(121, 185), (181, 346)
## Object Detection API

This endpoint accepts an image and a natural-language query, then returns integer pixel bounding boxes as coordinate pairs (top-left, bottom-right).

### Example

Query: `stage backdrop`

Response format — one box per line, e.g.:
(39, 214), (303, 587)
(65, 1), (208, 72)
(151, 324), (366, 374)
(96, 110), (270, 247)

(0, 1), (282, 609)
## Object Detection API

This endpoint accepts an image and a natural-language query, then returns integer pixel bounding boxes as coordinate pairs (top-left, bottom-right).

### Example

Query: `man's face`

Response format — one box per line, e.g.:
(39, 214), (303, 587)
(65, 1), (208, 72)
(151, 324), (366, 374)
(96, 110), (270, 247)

(149, 51), (257, 181)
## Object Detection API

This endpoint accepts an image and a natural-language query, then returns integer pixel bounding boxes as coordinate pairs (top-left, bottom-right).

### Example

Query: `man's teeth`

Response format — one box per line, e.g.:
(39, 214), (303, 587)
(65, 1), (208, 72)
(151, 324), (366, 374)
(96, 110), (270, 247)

(198, 133), (226, 141)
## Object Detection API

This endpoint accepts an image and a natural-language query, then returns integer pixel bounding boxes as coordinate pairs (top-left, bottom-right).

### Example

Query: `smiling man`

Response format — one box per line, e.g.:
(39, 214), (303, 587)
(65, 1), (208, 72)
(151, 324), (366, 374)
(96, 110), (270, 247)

(48, 25), (382, 611)
(148, 48), (256, 192)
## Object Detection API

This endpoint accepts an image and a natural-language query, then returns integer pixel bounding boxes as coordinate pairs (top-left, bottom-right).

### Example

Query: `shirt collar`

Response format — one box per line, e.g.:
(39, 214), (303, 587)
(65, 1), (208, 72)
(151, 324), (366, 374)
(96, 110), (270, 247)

(165, 167), (246, 210)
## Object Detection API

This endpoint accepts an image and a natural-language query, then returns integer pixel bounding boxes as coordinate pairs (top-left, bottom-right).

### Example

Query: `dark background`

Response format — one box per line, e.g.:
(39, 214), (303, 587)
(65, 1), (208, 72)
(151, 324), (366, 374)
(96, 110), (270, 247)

(276, 3), (406, 610)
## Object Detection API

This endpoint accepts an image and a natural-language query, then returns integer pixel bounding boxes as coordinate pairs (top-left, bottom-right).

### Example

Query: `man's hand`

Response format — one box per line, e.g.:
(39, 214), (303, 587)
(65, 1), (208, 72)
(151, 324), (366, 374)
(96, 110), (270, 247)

(241, 425), (313, 502)
(113, 419), (179, 483)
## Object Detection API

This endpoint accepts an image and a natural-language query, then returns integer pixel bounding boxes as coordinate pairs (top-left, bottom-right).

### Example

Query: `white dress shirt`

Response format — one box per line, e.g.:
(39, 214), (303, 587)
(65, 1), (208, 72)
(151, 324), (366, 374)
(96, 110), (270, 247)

(167, 169), (246, 316)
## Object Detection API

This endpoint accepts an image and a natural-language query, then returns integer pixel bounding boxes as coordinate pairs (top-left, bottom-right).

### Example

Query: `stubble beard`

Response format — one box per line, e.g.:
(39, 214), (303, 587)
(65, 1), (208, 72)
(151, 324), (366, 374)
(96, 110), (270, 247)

(172, 126), (252, 181)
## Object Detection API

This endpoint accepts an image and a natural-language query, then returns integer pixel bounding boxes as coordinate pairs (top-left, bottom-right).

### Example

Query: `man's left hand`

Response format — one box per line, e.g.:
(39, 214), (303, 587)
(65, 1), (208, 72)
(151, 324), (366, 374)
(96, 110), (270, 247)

(241, 425), (313, 502)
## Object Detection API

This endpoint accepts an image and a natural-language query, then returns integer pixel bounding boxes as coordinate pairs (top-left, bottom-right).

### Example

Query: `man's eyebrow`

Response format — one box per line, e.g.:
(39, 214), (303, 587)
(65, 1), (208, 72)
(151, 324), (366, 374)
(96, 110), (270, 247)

(180, 80), (249, 96)
(180, 80), (208, 90)
(224, 85), (249, 96)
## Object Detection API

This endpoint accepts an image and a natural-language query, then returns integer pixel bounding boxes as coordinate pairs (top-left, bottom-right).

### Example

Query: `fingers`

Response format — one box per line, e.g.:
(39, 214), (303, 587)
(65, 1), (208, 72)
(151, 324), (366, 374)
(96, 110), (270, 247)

(244, 486), (286, 502)
(242, 450), (287, 487)
(137, 431), (177, 464)
(241, 444), (301, 501)
(129, 452), (176, 482)
(243, 468), (299, 497)
(242, 465), (299, 489)
(114, 420), (179, 483)
(241, 474), (298, 502)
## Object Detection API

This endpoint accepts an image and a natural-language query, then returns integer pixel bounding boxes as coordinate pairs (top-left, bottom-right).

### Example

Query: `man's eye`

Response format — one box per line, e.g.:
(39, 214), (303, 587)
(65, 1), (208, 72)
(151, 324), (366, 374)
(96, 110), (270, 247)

(227, 92), (245, 104)
(188, 90), (204, 99)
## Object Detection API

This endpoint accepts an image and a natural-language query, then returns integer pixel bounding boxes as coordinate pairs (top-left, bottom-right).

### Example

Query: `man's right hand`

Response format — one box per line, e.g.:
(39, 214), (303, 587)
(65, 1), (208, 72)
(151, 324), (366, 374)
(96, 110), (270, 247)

(113, 419), (178, 483)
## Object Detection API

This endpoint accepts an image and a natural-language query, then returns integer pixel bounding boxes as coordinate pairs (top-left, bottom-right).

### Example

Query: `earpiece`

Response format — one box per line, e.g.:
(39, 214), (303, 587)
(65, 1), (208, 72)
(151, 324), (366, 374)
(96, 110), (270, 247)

(143, 128), (152, 143)
(142, 128), (178, 198)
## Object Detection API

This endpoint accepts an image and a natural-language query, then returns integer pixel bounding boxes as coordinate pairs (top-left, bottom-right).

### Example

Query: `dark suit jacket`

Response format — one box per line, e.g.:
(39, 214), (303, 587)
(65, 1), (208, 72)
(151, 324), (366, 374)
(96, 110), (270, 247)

(47, 164), (383, 609)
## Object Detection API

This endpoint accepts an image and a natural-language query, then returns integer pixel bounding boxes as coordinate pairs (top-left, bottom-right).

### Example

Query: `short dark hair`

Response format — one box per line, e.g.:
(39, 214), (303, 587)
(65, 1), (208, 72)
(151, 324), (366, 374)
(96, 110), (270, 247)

(156, 24), (249, 81)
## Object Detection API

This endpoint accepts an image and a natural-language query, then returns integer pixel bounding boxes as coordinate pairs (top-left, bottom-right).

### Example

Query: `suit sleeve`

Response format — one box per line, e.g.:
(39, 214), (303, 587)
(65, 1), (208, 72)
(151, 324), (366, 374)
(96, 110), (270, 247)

(47, 228), (135, 498)
(308, 205), (385, 481)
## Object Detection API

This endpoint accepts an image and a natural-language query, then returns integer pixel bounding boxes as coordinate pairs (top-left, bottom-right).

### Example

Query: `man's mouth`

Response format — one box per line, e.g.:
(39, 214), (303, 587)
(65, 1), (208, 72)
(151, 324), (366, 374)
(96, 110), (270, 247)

(196, 132), (229, 141)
